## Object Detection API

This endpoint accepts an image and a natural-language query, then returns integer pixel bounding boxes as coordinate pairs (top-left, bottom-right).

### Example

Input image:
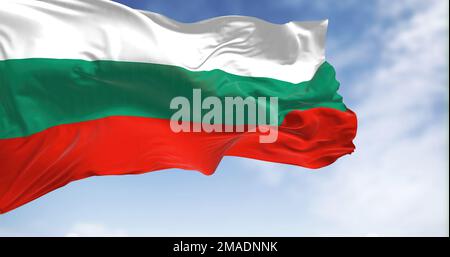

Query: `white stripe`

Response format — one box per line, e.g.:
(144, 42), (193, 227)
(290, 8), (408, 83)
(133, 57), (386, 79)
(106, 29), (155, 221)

(0, 0), (328, 83)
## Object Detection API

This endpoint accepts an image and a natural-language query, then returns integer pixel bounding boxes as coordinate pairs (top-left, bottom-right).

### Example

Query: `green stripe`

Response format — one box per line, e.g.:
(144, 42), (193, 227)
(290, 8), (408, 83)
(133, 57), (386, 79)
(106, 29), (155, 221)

(0, 58), (345, 139)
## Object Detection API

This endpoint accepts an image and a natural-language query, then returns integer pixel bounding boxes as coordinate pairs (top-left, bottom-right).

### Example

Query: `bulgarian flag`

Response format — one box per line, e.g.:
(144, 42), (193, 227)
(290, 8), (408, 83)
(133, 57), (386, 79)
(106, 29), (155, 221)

(0, 0), (357, 213)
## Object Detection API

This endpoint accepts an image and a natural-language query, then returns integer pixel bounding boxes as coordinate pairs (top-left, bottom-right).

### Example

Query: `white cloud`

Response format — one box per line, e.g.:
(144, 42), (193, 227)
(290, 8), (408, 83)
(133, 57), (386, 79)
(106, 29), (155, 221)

(240, 0), (448, 236)
(238, 158), (288, 187)
(280, 0), (361, 12)
(65, 223), (127, 237)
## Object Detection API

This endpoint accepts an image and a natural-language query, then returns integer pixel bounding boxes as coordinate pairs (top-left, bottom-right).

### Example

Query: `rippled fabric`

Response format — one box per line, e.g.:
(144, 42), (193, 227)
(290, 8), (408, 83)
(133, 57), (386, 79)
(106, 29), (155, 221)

(0, 59), (345, 139)
(0, 0), (327, 83)
(0, 0), (357, 213)
(0, 108), (357, 213)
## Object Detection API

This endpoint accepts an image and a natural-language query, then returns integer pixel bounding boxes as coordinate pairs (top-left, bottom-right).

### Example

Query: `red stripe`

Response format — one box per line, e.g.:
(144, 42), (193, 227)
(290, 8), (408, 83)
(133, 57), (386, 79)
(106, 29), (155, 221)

(0, 108), (356, 213)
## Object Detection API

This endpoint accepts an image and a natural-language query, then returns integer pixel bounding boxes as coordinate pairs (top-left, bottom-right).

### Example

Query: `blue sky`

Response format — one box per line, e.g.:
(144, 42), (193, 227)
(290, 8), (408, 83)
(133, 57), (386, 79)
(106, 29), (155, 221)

(0, 0), (448, 236)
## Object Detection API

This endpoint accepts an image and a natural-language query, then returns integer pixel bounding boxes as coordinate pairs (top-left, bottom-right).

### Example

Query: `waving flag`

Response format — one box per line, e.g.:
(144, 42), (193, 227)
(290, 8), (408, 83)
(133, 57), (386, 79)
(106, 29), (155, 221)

(0, 0), (357, 213)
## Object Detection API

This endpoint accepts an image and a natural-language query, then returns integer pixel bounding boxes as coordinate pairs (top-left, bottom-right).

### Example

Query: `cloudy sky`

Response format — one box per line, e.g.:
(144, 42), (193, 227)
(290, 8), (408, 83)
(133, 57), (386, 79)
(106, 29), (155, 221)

(0, 0), (448, 236)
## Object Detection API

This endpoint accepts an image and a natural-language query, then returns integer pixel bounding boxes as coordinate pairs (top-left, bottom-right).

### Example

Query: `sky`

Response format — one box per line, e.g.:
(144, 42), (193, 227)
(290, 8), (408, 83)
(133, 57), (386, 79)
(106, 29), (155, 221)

(0, 0), (448, 236)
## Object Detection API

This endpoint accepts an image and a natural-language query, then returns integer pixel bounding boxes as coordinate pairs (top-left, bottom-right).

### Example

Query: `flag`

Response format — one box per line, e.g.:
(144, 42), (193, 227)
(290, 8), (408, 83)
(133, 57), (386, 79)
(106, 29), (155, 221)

(0, 0), (357, 213)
